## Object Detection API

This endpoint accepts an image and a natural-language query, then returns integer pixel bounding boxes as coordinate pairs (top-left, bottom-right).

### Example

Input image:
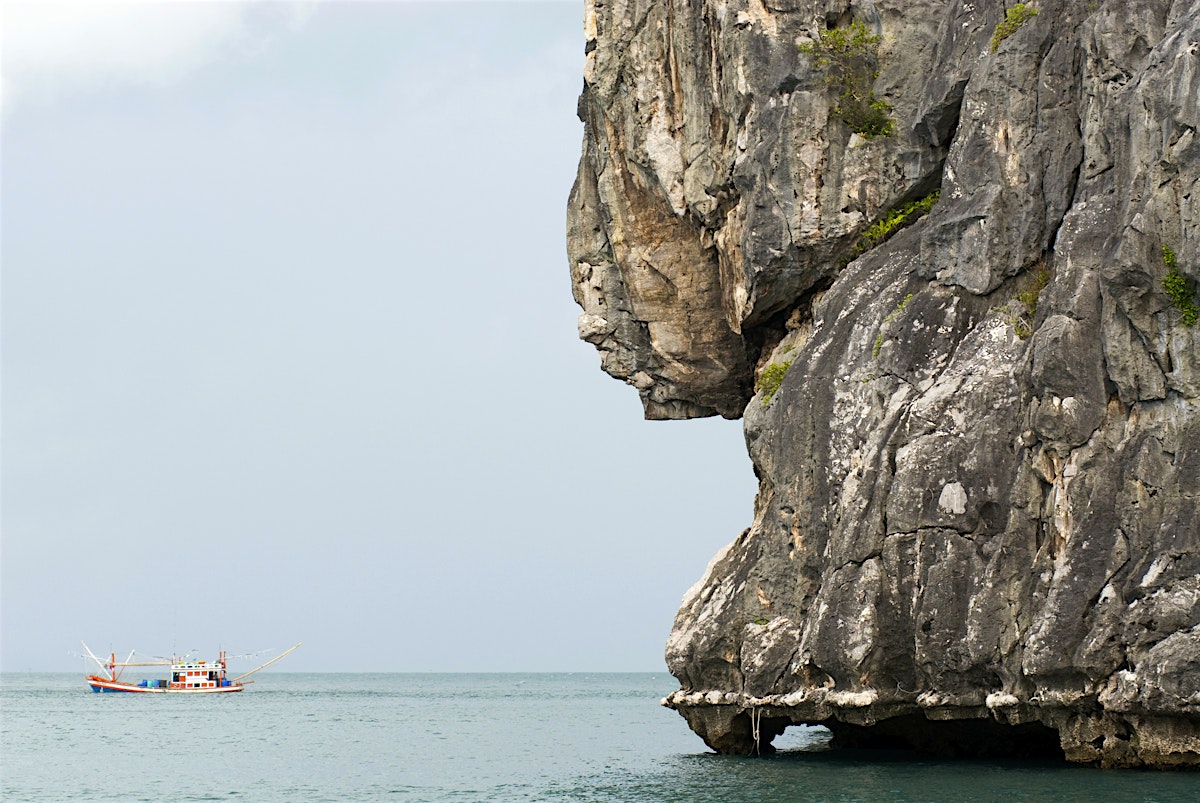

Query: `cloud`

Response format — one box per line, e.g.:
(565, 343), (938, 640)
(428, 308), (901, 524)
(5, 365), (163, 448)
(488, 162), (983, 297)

(2, 0), (317, 115)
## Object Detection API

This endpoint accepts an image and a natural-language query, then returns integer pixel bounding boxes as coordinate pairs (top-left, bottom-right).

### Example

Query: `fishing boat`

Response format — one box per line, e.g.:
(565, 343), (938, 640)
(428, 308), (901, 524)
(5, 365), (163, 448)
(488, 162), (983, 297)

(82, 641), (301, 694)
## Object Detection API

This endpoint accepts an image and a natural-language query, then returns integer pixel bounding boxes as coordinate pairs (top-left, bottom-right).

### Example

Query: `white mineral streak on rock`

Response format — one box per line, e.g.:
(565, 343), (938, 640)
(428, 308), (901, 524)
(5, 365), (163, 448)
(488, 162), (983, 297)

(577, 312), (611, 344)
(1051, 453), (1080, 552)
(735, 62), (749, 96)
(666, 541), (739, 666)
(937, 482), (968, 515)
(582, 4), (597, 83)
(744, 0), (779, 36)
(828, 689), (878, 707)
(645, 106), (686, 216)
(843, 560), (882, 669)
(917, 691), (952, 708)
(780, 690), (809, 706)
(679, 539), (734, 610)
(1140, 556), (1172, 588)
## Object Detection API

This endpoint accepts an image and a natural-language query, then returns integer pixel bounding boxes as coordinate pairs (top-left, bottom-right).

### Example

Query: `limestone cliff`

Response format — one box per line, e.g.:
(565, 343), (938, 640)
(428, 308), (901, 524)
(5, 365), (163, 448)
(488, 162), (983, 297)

(568, 0), (1200, 767)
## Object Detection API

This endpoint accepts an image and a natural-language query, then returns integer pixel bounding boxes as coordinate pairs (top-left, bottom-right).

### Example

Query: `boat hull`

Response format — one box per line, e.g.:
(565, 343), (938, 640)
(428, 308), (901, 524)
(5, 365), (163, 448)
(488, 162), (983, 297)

(87, 676), (243, 694)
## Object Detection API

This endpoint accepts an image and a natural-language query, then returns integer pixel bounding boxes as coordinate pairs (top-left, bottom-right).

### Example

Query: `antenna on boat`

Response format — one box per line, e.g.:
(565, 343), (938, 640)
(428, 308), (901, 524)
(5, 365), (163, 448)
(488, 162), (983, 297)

(230, 642), (302, 683)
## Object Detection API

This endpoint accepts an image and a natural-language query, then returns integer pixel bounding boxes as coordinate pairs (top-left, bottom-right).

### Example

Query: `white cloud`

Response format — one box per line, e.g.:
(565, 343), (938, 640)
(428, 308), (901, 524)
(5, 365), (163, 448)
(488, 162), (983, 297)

(2, 0), (317, 115)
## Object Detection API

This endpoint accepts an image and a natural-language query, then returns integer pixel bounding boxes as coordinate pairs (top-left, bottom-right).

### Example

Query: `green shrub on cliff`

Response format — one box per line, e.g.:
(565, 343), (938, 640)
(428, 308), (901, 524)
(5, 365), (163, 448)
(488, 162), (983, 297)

(856, 191), (940, 253)
(757, 360), (793, 406)
(1162, 245), (1198, 327)
(990, 4), (1038, 52)
(799, 21), (894, 138)
(1013, 261), (1052, 339)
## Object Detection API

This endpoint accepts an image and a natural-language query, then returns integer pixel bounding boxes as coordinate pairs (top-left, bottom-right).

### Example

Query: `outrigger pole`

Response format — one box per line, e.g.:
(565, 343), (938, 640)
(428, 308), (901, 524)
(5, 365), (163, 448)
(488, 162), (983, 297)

(81, 641), (171, 678)
(80, 638), (109, 676)
(230, 642), (302, 683)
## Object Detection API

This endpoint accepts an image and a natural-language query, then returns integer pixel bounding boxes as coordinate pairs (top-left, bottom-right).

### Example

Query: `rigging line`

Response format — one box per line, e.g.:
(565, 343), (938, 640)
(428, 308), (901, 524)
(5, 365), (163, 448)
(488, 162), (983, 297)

(80, 641), (112, 680)
(230, 642), (302, 683)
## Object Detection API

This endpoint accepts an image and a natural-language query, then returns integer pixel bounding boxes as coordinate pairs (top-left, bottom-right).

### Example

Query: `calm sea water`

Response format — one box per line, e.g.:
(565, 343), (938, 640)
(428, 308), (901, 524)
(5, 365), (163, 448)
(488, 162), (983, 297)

(1, 673), (1195, 801)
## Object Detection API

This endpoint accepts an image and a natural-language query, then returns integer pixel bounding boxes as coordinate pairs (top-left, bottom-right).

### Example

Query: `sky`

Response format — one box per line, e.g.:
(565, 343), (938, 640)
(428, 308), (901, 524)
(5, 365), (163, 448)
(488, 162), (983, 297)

(1, 0), (757, 673)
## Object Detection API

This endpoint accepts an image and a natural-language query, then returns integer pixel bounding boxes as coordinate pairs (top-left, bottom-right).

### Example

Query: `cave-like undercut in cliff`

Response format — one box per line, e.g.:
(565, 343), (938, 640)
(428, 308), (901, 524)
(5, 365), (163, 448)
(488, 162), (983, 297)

(676, 705), (1070, 763)
(679, 709), (1067, 760)
(827, 716), (1065, 760)
(569, 0), (1200, 768)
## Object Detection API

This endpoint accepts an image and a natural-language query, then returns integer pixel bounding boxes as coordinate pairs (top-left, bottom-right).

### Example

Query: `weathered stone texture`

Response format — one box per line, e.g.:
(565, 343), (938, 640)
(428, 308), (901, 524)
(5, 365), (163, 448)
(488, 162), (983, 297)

(568, 0), (1200, 767)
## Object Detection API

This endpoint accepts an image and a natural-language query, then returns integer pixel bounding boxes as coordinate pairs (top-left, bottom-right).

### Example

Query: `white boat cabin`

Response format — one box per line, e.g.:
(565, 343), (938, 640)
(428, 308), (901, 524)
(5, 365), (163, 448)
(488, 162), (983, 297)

(170, 658), (231, 690)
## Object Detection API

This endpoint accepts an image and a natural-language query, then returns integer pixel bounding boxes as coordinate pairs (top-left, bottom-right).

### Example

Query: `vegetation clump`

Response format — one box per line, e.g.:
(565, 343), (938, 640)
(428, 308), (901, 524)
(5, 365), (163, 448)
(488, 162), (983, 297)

(990, 4), (1038, 52)
(856, 191), (940, 254)
(799, 21), (895, 138)
(1013, 261), (1052, 340)
(757, 360), (794, 406)
(873, 293), (914, 358)
(1162, 245), (1198, 327)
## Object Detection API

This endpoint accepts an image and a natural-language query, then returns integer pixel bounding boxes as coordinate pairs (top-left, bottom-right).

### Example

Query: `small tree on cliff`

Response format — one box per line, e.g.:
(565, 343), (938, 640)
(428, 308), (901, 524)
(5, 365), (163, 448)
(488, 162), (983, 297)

(799, 21), (894, 138)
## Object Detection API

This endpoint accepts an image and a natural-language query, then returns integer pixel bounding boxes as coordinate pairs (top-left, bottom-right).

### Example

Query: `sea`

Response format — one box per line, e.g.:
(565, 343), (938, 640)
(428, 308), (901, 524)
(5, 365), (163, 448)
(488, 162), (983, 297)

(1, 673), (1195, 802)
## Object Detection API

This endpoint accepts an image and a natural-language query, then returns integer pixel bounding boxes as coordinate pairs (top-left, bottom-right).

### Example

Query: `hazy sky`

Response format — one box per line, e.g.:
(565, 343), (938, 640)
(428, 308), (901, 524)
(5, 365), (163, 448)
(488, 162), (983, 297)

(1, 0), (756, 673)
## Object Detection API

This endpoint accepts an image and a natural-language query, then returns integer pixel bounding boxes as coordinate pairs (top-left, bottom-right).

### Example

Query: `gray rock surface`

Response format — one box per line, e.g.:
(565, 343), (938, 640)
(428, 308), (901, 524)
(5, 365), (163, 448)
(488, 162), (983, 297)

(568, 0), (1200, 767)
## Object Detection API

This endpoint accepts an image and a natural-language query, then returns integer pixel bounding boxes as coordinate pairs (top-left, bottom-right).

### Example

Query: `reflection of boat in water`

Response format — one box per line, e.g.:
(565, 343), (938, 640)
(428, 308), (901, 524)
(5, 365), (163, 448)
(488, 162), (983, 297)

(82, 641), (301, 694)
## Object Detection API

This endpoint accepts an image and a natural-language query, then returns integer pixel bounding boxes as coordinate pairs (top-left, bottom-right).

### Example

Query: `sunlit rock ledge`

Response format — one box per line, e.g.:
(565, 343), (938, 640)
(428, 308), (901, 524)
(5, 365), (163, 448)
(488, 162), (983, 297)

(569, 0), (1200, 768)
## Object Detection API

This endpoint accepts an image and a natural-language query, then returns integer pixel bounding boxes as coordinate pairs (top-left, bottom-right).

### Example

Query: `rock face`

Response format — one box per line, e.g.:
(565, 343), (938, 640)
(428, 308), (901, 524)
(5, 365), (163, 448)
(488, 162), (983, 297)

(568, 0), (1200, 767)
